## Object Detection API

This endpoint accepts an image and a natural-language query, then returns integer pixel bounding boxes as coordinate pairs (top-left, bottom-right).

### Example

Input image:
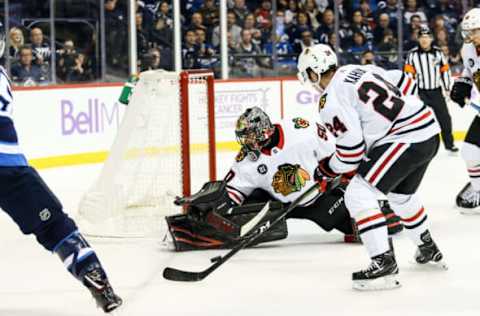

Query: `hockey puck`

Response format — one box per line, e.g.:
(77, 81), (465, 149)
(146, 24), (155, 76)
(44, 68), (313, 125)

(210, 256), (222, 263)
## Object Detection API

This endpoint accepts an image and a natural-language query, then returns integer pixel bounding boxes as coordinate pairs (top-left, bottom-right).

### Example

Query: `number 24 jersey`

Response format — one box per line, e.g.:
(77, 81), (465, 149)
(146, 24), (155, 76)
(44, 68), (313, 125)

(319, 64), (440, 175)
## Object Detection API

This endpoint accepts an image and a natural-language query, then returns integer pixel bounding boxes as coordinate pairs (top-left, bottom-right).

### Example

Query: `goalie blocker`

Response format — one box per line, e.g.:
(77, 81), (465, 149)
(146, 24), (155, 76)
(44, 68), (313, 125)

(165, 181), (403, 251)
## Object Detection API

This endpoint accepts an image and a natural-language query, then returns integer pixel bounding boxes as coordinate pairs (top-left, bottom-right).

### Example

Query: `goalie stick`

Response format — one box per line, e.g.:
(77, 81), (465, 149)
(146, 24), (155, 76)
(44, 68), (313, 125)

(163, 178), (340, 282)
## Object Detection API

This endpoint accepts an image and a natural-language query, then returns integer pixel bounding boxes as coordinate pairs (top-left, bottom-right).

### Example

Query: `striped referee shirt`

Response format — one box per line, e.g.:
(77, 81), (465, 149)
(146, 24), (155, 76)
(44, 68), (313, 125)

(404, 46), (451, 91)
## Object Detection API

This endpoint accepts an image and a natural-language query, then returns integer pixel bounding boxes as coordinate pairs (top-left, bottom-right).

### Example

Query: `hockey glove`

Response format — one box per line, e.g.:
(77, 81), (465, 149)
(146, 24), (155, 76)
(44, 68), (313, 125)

(450, 77), (473, 108)
(315, 157), (339, 192)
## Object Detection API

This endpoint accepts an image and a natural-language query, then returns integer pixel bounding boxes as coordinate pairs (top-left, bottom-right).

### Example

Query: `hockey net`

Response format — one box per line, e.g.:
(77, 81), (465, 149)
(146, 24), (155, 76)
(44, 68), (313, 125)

(77, 70), (216, 237)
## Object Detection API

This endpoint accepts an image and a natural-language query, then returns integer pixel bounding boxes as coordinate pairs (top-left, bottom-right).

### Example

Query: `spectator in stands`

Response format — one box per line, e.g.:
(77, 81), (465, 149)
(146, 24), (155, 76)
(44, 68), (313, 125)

(345, 9), (373, 46)
(232, 0), (251, 27)
(440, 44), (462, 75)
(198, 0), (219, 28)
(156, 1), (173, 28)
(196, 28), (217, 68)
(403, 0), (427, 25)
(427, 0), (459, 29)
(287, 11), (312, 46)
(190, 12), (208, 34)
(150, 15), (173, 49)
(182, 29), (199, 69)
(303, 0), (321, 30)
(361, 50), (376, 65)
(136, 12), (150, 58)
(263, 34), (295, 74)
(404, 14), (422, 50)
(9, 27), (24, 60)
(315, 9), (335, 44)
(359, 0), (375, 28)
(375, 28), (397, 62)
(285, 0), (298, 25)
(245, 13), (265, 46)
(373, 13), (393, 45)
(182, 0), (204, 20)
(30, 28), (51, 64)
(66, 53), (92, 82)
(105, 0), (128, 71)
(432, 15), (453, 35)
(212, 10), (241, 48)
(57, 39), (77, 81)
(11, 45), (47, 86)
(377, 0), (399, 29)
(140, 47), (162, 71)
(234, 29), (268, 77)
(274, 10), (287, 39)
(347, 31), (372, 63)
(293, 29), (318, 54)
(255, 0), (273, 30)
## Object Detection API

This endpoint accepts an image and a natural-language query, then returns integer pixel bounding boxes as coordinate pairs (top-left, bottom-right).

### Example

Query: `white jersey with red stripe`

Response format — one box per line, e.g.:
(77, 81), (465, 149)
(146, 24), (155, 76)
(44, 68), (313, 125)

(319, 64), (440, 174)
(225, 117), (335, 206)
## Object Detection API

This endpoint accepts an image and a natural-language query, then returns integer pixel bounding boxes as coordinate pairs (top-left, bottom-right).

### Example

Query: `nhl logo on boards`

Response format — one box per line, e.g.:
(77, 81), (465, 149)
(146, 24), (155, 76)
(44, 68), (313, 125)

(39, 208), (51, 222)
(257, 164), (268, 174)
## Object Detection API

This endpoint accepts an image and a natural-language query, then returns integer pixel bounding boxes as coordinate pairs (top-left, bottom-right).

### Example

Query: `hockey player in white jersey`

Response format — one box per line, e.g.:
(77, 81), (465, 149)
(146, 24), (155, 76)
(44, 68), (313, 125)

(0, 66), (122, 310)
(167, 107), (403, 250)
(450, 8), (480, 211)
(297, 44), (445, 290)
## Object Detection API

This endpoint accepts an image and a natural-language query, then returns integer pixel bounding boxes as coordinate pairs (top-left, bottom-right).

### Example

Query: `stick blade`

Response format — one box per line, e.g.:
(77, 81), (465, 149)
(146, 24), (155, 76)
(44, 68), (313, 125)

(163, 267), (206, 282)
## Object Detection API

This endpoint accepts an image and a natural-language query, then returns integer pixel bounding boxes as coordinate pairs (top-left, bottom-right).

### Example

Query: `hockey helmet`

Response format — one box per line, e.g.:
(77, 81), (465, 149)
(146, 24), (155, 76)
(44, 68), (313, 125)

(461, 8), (480, 42)
(235, 107), (274, 159)
(297, 44), (337, 92)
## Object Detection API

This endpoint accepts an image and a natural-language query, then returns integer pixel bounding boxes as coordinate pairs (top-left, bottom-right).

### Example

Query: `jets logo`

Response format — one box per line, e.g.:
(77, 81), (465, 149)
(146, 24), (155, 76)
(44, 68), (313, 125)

(272, 164), (311, 196)
(319, 93), (327, 110)
(292, 117), (309, 129)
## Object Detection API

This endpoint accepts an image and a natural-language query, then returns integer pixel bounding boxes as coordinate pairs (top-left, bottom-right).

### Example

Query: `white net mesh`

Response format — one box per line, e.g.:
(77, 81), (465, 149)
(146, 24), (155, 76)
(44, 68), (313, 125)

(77, 70), (213, 237)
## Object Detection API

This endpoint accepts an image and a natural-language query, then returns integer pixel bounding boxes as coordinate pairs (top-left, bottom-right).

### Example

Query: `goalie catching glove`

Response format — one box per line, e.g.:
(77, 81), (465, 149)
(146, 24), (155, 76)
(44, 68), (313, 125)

(167, 181), (288, 251)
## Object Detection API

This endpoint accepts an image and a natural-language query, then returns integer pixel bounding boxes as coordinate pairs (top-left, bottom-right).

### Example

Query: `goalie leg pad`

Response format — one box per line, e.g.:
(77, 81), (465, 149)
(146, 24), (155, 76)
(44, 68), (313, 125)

(166, 202), (288, 251)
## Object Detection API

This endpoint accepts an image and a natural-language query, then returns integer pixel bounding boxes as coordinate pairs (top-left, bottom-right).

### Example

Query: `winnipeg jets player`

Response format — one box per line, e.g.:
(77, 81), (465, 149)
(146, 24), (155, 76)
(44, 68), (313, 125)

(297, 44), (445, 290)
(451, 8), (480, 212)
(0, 66), (122, 311)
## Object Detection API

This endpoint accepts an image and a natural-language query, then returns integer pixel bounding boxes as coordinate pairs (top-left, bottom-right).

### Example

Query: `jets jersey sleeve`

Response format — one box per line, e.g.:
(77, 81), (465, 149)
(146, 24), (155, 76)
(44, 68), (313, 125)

(0, 67), (27, 166)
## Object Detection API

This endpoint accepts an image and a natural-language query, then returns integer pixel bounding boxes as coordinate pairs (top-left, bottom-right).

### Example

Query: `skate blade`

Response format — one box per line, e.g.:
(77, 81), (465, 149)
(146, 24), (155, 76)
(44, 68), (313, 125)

(410, 259), (448, 270)
(352, 275), (401, 291)
(458, 207), (480, 215)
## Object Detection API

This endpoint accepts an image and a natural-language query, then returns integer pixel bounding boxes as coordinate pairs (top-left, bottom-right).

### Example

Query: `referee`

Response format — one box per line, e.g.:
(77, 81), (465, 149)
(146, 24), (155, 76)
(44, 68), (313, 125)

(404, 26), (457, 152)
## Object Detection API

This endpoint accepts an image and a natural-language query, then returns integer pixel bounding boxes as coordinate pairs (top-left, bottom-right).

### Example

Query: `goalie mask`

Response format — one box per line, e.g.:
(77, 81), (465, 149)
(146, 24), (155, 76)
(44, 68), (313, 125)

(235, 107), (274, 161)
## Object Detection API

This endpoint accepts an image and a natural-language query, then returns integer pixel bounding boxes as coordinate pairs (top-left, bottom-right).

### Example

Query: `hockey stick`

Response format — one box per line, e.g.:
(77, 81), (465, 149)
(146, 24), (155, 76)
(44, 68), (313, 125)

(163, 178), (339, 282)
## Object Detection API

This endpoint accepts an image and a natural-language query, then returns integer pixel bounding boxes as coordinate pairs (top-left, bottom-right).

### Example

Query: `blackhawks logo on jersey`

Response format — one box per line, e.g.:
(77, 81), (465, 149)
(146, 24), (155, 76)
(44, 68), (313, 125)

(292, 117), (309, 129)
(272, 163), (311, 196)
(319, 93), (327, 110)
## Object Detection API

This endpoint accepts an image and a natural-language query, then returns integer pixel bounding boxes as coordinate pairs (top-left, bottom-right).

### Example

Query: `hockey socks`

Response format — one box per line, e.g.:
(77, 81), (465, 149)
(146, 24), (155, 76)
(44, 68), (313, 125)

(53, 230), (122, 313)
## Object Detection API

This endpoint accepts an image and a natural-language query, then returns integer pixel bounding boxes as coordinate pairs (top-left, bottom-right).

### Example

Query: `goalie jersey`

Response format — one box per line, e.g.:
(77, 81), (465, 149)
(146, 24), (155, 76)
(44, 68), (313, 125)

(0, 66), (27, 166)
(319, 64), (440, 175)
(226, 117), (335, 206)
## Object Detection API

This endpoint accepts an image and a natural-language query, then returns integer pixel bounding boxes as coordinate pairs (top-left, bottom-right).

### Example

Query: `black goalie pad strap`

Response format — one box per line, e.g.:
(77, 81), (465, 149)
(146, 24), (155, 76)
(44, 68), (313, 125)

(166, 202), (288, 251)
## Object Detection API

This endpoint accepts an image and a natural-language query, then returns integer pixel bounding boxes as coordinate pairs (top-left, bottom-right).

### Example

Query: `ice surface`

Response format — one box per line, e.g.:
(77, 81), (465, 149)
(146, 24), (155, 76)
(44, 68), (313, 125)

(1, 148), (480, 316)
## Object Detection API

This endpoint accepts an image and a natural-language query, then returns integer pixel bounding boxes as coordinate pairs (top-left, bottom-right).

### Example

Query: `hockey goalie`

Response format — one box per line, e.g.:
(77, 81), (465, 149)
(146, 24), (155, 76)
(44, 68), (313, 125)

(165, 107), (402, 251)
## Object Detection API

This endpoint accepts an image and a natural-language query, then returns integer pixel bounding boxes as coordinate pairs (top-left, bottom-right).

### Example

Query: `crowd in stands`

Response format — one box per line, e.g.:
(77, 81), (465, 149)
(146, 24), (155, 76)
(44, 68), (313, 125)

(2, 0), (475, 85)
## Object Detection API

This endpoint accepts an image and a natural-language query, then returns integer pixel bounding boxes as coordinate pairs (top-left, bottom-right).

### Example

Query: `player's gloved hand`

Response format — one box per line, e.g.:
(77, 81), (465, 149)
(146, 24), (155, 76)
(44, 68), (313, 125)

(450, 77), (473, 108)
(314, 157), (339, 192)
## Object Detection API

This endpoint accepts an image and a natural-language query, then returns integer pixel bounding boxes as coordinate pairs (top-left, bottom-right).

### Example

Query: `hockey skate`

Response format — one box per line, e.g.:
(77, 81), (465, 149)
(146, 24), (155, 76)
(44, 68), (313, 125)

(414, 230), (447, 270)
(82, 266), (123, 313)
(456, 183), (480, 214)
(352, 250), (400, 291)
(352, 250), (401, 291)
